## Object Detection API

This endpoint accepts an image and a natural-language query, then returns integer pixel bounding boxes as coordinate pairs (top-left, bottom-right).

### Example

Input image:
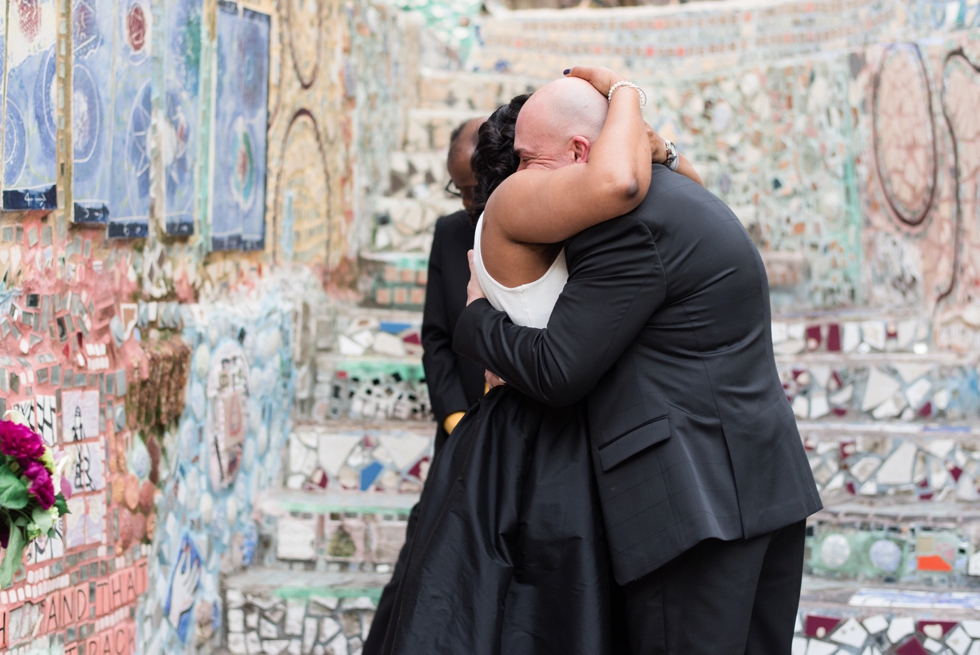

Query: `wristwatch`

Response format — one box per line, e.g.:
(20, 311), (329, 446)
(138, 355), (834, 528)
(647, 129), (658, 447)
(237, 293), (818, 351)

(663, 139), (679, 172)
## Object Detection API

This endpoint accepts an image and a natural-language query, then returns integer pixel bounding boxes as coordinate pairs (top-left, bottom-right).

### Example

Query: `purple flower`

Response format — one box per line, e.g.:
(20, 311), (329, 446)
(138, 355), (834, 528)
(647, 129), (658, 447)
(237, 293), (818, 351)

(0, 420), (46, 464)
(22, 461), (56, 510)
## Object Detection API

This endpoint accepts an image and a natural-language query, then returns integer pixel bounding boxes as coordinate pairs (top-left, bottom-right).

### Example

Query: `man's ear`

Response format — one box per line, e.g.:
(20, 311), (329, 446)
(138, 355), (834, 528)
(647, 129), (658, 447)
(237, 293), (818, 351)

(570, 136), (592, 163)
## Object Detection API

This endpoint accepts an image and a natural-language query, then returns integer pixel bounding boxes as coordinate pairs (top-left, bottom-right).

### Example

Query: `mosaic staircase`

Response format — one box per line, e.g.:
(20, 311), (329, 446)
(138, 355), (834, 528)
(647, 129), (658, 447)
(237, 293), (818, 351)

(781, 310), (980, 654)
(223, 58), (980, 654)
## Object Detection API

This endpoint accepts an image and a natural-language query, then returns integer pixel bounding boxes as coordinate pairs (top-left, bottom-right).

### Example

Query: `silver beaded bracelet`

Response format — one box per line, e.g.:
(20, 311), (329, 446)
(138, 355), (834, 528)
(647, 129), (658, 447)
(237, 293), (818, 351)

(607, 81), (647, 108)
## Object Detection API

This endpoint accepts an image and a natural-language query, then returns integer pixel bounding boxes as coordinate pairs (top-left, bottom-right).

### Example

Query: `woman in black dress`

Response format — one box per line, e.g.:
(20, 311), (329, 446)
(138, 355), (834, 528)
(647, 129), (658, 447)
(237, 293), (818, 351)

(377, 67), (701, 654)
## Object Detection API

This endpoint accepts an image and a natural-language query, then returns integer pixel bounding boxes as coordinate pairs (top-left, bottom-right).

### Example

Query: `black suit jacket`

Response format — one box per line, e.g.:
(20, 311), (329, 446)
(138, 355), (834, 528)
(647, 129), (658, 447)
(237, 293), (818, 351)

(454, 166), (822, 585)
(422, 211), (486, 453)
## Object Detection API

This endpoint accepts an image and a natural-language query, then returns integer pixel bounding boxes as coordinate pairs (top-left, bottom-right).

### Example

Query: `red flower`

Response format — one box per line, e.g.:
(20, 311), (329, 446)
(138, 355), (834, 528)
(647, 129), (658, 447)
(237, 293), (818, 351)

(0, 420), (46, 464)
(22, 461), (56, 510)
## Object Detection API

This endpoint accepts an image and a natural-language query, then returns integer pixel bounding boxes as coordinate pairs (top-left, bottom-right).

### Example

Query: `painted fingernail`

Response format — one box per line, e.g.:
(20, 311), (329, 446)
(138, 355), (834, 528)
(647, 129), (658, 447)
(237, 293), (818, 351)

(563, 69), (570, 75)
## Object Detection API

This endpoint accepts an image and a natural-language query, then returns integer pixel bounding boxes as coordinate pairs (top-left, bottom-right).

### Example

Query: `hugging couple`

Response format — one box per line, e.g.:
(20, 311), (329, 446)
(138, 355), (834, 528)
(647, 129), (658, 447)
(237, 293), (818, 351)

(366, 66), (821, 655)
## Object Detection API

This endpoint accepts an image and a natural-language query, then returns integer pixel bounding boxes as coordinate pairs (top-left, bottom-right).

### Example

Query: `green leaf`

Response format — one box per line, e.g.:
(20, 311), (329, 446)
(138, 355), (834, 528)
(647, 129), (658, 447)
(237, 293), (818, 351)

(32, 507), (55, 535)
(0, 470), (29, 510)
(0, 526), (25, 588)
(55, 496), (70, 516)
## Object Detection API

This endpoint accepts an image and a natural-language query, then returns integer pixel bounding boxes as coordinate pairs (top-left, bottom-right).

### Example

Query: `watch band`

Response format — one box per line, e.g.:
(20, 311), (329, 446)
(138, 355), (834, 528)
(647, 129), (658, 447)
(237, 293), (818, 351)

(663, 139), (679, 171)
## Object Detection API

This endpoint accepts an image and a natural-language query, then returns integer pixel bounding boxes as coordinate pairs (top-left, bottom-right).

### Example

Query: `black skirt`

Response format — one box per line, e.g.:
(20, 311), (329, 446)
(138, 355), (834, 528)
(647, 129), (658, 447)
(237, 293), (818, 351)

(381, 386), (627, 655)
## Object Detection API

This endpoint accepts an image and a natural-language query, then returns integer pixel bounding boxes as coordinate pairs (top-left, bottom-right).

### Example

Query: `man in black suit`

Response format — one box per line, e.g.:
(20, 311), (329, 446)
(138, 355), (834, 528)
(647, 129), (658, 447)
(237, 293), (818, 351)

(453, 81), (822, 653)
(364, 117), (486, 655)
(423, 117), (489, 453)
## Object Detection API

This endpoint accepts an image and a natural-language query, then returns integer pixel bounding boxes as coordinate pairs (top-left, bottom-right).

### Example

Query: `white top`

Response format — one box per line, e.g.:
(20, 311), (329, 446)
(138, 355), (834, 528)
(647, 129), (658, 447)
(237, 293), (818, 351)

(473, 213), (568, 329)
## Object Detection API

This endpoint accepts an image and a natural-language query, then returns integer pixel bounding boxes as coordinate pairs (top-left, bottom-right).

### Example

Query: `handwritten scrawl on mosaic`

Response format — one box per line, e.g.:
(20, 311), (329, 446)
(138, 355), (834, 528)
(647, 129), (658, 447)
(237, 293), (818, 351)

(72, 0), (115, 224)
(3, 0), (59, 210)
(36, 394), (56, 445)
(107, 0), (152, 238)
(25, 522), (65, 565)
(162, 0), (203, 235)
(207, 340), (250, 489)
(210, 1), (270, 251)
(62, 389), (105, 494)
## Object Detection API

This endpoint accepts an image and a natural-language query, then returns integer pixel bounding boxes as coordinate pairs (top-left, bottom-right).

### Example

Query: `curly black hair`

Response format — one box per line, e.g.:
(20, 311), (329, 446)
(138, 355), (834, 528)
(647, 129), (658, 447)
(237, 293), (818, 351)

(468, 94), (530, 223)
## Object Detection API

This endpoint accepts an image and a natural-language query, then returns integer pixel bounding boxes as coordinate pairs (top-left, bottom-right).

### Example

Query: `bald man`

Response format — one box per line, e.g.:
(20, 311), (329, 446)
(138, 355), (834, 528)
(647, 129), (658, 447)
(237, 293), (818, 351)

(363, 118), (487, 655)
(455, 74), (820, 653)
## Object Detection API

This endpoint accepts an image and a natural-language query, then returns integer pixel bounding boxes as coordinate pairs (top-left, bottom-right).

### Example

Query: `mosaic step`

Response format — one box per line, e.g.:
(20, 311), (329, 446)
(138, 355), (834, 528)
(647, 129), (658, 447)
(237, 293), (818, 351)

(357, 251), (430, 311)
(386, 151), (453, 196)
(283, 422), (433, 494)
(774, 352), (975, 423)
(222, 569), (384, 655)
(807, 501), (980, 588)
(307, 354), (431, 422)
(403, 107), (487, 151)
(798, 422), (980, 502)
(771, 313), (934, 356)
(371, 196), (461, 253)
(305, 305), (423, 364)
(315, 306), (422, 366)
(298, 305), (430, 422)
(794, 576), (980, 654)
(255, 489), (417, 573)
(417, 68), (544, 110)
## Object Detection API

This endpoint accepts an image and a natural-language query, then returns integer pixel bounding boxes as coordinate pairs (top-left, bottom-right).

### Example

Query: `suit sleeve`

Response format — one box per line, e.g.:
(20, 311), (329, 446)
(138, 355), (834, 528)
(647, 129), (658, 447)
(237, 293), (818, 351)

(422, 223), (473, 423)
(453, 216), (666, 408)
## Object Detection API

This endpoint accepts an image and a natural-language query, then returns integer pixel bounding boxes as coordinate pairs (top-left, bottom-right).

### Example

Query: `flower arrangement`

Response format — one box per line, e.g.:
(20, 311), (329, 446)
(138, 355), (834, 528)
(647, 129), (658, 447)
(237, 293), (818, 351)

(0, 410), (72, 588)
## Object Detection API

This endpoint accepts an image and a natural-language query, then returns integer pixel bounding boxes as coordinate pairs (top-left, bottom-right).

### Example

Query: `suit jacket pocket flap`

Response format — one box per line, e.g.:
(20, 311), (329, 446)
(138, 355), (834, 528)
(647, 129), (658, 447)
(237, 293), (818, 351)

(598, 416), (670, 472)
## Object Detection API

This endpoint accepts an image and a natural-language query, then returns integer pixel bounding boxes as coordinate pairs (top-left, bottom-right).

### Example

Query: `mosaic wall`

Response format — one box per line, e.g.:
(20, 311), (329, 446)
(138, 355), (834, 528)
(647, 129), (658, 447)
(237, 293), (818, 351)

(471, 1), (980, 330)
(0, 0), (417, 648)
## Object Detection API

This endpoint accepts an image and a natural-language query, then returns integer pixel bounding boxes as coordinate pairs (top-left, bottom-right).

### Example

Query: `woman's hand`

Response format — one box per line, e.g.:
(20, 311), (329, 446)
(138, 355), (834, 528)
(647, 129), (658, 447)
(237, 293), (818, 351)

(466, 250), (486, 306)
(644, 123), (706, 187)
(564, 66), (627, 97)
(646, 122), (668, 166)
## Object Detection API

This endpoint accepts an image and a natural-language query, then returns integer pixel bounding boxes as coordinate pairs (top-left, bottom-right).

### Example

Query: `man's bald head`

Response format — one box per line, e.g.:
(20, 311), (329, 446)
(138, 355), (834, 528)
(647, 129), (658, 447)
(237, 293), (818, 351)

(513, 78), (608, 171)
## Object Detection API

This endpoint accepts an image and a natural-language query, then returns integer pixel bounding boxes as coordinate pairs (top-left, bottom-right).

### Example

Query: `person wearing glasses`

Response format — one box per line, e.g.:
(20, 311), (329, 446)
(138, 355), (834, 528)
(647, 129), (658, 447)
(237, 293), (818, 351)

(363, 117), (489, 655)
(425, 117), (492, 453)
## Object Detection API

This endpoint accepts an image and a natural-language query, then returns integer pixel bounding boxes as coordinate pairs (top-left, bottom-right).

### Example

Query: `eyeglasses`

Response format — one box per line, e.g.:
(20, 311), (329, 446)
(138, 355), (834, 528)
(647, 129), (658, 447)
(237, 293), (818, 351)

(445, 181), (475, 199)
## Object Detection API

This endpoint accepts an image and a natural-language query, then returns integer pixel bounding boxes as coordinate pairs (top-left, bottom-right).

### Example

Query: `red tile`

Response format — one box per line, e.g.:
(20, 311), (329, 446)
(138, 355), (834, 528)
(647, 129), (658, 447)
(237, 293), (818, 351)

(917, 555), (953, 571)
(806, 325), (822, 350)
(408, 456), (430, 479)
(826, 324), (841, 351)
(804, 615), (841, 638)
(895, 637), (929, 655)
